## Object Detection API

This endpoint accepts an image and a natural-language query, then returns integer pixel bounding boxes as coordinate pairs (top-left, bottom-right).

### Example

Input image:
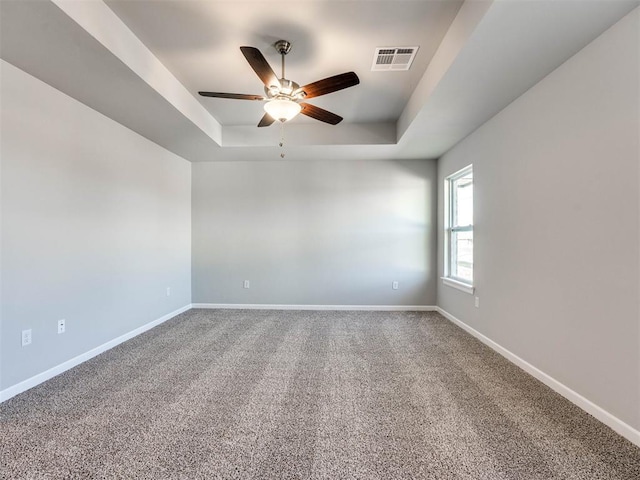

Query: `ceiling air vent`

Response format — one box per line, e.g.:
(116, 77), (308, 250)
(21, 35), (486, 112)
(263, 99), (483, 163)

(372, 46), (419, 71)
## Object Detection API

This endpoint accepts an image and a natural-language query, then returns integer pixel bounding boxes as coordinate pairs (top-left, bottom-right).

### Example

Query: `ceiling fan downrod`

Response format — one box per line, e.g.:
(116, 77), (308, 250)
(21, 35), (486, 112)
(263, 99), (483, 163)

(274, 40), (292, 79)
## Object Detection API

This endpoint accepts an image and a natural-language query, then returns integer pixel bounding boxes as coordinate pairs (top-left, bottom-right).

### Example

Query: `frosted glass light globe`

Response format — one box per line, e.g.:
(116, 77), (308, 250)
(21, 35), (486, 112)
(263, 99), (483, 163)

(264, 98), (301, 122)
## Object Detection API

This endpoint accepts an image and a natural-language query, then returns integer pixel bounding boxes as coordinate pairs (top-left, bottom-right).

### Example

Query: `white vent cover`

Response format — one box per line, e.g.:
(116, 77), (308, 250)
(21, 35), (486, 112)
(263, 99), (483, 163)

(372, 46), (419, 71)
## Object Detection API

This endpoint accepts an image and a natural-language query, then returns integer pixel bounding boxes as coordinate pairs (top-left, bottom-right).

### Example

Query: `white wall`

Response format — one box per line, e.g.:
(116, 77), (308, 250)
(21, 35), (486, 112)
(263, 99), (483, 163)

(438, 9), (640, 431)
(0, 60), (192, 391)
(192, 159), (437, 307)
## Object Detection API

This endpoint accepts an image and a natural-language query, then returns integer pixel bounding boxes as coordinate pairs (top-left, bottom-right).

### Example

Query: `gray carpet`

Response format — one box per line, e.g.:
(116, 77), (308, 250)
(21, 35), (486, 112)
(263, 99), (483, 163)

(1, 310), (639, 479)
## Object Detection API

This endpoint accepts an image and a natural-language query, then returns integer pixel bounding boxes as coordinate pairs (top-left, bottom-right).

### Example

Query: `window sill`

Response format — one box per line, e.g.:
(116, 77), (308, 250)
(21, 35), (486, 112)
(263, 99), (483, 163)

(441, 277), (474, 295)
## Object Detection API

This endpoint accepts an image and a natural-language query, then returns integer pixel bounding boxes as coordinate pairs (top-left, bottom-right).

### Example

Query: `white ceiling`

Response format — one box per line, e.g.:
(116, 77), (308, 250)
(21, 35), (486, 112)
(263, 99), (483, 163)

(106, 0), (464, 126)
(1, 0), (638, 162)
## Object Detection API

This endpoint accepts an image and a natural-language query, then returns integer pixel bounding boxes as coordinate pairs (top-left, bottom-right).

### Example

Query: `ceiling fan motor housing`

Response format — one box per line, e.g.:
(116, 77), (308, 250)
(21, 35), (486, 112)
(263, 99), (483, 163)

(265, 79), (304, 101)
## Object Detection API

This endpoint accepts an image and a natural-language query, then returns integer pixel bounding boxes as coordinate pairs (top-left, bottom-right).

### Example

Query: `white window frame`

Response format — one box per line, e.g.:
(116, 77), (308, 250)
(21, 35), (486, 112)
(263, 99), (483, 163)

(443, 165), (474, 294)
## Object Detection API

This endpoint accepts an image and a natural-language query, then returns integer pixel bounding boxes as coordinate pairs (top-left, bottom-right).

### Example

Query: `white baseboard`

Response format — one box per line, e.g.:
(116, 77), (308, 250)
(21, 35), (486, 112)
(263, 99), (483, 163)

(436, 307), (640, 448)
(0, 304), (192, 403)
(192, 303), (437, 311)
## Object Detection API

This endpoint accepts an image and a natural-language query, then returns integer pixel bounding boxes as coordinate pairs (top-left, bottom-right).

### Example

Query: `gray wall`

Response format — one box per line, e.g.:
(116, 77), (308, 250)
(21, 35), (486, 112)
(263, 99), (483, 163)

(437, 9), (639, 430)
(192, 159), (437, 306)
(0, 60), (192, 391)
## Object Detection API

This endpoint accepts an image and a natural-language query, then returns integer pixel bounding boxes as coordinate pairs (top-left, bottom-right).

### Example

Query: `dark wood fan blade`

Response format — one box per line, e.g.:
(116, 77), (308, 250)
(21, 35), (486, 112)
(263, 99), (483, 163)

(199, 91), (264, 100)
(298, 72), (359, 99)
(258, 112), (276, 127)
(240, 46), (279, 88)
(300, 103), (343, 125)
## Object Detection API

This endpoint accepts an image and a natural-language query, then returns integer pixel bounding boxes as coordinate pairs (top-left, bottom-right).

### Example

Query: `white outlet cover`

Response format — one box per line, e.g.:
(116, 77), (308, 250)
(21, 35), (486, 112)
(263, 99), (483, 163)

(22, 329), (32, 346)
(58, 319), (66, 334)
(243, 280), (250, 289)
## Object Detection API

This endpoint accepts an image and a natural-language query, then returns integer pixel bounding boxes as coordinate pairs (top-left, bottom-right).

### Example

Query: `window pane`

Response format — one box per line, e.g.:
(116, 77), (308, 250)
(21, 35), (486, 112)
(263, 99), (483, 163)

(453, 172), (473, 227)
(446, 165), (473, 286)
(452, 230), (473, 282)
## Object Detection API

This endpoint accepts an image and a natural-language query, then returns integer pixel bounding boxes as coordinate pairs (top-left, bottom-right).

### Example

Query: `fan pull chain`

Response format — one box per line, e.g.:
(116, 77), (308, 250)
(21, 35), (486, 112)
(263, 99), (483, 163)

(279, 122), (286, 158)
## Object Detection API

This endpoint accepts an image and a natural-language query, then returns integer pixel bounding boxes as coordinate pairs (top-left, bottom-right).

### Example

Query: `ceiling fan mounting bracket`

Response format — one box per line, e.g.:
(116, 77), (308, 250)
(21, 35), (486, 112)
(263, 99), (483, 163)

(274, 40), (292, 56)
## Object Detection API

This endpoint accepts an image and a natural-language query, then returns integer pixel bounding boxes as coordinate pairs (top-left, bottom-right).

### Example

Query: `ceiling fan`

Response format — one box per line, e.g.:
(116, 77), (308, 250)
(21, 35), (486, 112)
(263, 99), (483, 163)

(198, 40), (360, 127)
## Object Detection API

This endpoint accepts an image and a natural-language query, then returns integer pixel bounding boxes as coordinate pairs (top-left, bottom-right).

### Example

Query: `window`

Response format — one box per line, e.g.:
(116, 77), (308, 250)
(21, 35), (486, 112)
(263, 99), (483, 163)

(444, 165), (473, 293)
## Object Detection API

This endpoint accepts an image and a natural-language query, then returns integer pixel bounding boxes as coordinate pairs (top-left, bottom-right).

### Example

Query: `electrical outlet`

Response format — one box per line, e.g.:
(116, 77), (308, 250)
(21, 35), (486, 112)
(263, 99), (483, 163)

(21, 329), (32, 346)
(475, 296), (480, 308)
(392, 281), (399, 290)
(166, 287), (171, 297)
(243, 280), (250, 289)
(57, 319), (66, 334)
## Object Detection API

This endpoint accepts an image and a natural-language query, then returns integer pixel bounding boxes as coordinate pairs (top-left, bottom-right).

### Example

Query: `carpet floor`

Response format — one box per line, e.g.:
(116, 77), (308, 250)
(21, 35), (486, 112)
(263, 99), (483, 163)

(1, 309), (639, 479)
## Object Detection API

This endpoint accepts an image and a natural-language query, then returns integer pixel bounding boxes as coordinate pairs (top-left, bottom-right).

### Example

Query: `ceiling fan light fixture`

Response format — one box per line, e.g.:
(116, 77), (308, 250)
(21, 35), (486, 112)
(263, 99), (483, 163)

(264, 98), (301, 122)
